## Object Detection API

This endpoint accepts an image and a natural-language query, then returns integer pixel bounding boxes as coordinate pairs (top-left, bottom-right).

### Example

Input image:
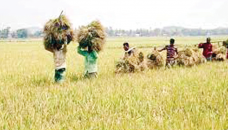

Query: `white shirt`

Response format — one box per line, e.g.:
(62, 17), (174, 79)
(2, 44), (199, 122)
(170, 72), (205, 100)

(53, 44), (67, 69)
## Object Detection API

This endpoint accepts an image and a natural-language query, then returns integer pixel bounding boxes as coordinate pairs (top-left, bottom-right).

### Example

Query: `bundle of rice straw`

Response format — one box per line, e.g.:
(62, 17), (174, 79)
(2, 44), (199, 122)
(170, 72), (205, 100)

(213, 46), (226, 55)
(177, 48), (206, 67)
(77, 20), (106, 52)
(212, 45), (227, 61)
(146, 50), (164, 69)
(115, 50), (146, 73)
(43, 13), (75, 50)
(138, 52), (147, 71)
(192, 48), (207, 64)
(223, 39), (228, 47)
(215, 53), (226, 61)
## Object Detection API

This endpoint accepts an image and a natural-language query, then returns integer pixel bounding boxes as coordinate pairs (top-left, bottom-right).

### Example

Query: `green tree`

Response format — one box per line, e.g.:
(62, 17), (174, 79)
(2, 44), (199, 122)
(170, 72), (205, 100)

(0, 27), (10, 38)
(16, 29), (28, 38)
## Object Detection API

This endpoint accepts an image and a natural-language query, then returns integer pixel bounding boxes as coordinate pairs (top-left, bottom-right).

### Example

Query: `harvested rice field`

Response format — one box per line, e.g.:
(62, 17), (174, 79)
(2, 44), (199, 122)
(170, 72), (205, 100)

(0, 37), (228, 130)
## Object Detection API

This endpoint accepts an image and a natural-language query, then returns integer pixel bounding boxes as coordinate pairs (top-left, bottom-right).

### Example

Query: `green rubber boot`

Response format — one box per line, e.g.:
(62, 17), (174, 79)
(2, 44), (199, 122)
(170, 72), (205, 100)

(54, 68), (66, 83)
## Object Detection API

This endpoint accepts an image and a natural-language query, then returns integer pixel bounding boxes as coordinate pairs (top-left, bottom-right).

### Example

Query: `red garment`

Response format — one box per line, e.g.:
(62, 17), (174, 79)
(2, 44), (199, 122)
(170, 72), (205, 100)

(198, 43), (212, 58)
(227, 48), (228, 59)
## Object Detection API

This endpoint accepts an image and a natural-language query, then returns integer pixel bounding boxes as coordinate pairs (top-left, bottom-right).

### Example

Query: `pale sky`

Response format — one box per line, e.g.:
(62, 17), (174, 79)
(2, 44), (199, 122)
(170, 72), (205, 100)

(0, 0), (228, 30)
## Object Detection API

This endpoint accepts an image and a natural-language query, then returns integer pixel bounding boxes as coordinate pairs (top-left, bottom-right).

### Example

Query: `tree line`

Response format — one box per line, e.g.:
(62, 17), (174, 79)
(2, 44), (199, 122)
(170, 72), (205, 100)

(105, 26), (228, 37)
(1, 26), (228, 39)
(0, 27), (42, 39)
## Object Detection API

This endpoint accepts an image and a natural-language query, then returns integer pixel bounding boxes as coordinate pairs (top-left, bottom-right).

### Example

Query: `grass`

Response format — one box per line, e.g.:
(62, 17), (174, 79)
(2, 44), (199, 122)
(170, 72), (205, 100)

(0, 37), (228, 130)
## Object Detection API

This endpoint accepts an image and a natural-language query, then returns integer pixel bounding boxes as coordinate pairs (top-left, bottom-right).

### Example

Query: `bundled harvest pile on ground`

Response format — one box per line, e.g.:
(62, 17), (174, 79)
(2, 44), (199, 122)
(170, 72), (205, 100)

(223, 39), (228, 47)
(146, 49), (165, 69)
(77, 20), (106, 52)
(43, 13), (75, 50)
(115, 50), (147, 73)
(177, 48), (206, 67)
(212, 44), (227, 61)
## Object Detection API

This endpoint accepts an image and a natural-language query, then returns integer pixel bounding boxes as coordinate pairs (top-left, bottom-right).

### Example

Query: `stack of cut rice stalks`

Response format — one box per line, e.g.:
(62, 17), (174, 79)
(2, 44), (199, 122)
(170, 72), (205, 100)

(43, 12), (75, 50)
(115, 50), (147, 73)
(223, 39), (228, 47)
(77, 20), (106, 52)
(146, 50), (165, 69)
(212, 44), (227, 61)
(177, 48), (206, 67)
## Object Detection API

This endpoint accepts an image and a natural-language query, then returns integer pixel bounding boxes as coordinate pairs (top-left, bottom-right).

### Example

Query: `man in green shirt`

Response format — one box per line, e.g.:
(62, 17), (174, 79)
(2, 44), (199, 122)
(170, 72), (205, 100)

(77, 46), (98, 78)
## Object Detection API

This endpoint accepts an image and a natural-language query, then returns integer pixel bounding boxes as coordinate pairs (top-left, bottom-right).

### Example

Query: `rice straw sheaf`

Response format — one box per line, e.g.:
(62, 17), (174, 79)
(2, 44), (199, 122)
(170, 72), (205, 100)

(146, 50), (164, 69)
(212, 45), (227, 61)
(43, 15), (75, 50)
(77, 21), (106, 52)
(115, 50), (146, 73)
(177, 48), (206, 67)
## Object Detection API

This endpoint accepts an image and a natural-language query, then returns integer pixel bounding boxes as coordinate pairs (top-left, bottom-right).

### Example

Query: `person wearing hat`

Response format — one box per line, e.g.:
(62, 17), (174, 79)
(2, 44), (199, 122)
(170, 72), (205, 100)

(159, 38), (178, 68)
(198, 37), (213, 61)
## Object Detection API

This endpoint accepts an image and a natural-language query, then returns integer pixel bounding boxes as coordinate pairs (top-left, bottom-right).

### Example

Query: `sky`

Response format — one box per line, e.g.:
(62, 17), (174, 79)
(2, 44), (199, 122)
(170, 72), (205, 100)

(0, 0), (228, 30)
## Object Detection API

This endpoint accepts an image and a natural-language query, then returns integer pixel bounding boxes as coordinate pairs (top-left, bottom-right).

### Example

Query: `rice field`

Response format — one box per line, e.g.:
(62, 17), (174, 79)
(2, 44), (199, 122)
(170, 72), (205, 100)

(0, 37), (228, 130)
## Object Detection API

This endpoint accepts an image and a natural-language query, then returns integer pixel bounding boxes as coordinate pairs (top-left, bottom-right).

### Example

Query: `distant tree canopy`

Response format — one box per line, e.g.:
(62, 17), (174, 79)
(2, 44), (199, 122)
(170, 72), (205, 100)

(0, 27), (42, 39)
(105, 27), (228, 37)
(0, 27), (10, 38)
(1, 26), (228, 39)
(16, 29), (28, 38)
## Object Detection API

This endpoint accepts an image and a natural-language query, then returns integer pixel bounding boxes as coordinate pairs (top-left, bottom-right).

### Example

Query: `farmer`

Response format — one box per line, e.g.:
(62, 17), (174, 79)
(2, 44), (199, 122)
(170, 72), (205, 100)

(198, 37), (213, 61)
(123, 42), (136, 58)
(45, 42), (67, 83)
(77, 46), (98, 78)
(159, 38), (178, 67)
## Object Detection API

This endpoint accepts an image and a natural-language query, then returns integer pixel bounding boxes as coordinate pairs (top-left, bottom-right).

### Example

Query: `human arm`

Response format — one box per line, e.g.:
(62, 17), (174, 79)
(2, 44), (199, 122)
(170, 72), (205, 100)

(158, 46), (167, 52)
(77, 46), (88, 56)
(62, 43), (67, 53)
(45, 47), (54, 53)
(198, 43), (204, 48)
(90, 50), (98, 59)
(45, 43), (54, 53)
(175, 48), (178, 54)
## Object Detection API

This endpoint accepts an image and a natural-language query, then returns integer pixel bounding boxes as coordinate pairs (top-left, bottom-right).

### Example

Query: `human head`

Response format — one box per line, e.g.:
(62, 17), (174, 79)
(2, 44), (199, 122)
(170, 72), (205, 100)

(206, 37), (211, 43)
(170, 38), (175, 45)
(123, 42), (129, 51)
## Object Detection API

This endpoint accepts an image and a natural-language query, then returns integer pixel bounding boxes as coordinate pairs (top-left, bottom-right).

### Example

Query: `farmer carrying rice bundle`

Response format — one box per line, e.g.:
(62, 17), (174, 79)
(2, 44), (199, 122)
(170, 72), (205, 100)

(198, 37), (226, 61)
(77, 20), (106, 78)
(43, 12), (75, 83)
(115, 42), (146, 73)
(159, 38), (178, 68)
(198, 37), (213, 61)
